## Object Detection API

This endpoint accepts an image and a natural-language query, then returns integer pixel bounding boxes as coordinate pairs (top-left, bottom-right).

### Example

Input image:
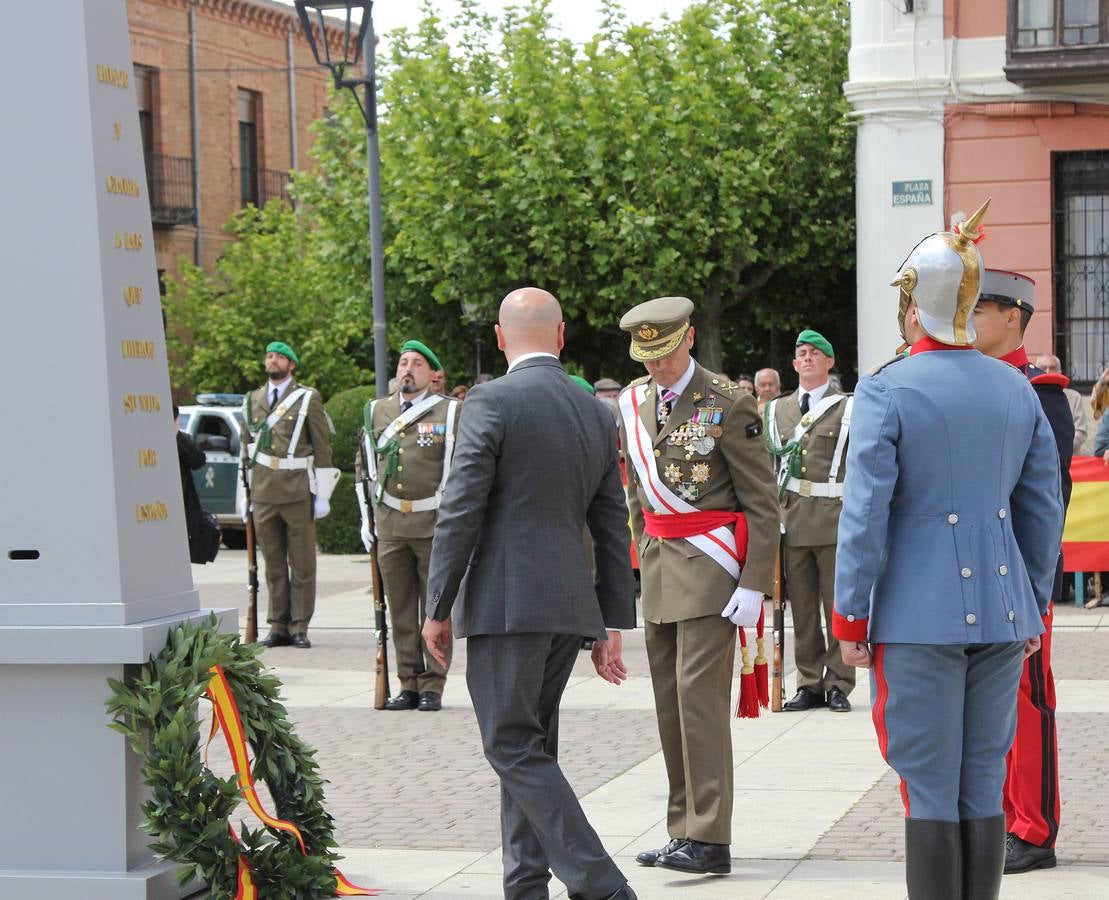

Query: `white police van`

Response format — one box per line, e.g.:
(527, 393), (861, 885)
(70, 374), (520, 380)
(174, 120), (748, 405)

(177, 394), (245, 547)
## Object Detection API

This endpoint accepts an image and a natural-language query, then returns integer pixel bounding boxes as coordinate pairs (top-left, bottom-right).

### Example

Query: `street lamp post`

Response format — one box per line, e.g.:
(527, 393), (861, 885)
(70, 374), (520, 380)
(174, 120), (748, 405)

(460, 298), (491, 384)
(294, 2), (389, 398)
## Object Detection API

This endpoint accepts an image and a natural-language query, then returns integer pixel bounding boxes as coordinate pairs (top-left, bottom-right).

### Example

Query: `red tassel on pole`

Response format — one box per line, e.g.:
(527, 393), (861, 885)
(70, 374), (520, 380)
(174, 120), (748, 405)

(735, 627), (760, 719)
(754, 606), (769, 709)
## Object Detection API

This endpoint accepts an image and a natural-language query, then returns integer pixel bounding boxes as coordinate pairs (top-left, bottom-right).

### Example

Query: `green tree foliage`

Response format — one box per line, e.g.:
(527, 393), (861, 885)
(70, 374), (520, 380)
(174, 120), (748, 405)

(324, 385), (377, 471)
(165, 0), (855, 395)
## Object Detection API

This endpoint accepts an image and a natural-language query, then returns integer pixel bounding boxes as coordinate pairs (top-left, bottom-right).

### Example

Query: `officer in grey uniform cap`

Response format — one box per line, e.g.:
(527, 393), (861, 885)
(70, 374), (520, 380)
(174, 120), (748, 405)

(833, 200), (1064, 899)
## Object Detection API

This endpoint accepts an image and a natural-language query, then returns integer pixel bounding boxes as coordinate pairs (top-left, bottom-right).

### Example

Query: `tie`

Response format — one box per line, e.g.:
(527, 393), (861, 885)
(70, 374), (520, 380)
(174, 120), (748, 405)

(269, 387), (279, 410)
(658, 388), (678, 427)
(401, 400), (412, 413)
(800, 392), (810, 415)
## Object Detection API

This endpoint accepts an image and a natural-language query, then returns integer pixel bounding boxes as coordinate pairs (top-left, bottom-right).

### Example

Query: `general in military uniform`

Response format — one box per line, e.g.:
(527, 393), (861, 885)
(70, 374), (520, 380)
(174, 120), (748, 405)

(833, 202), (1064, 899)
(357, 340), (460, 712)
(972, 269), (1074, 875)
(240, 341), (338, 649)
(765, 329), (855, 712)
(618, 297), (780, 876)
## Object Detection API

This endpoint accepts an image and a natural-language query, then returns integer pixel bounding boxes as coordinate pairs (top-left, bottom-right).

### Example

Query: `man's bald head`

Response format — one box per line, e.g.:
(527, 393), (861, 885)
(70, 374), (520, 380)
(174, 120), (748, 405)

(495, 287), (565, 363)
(1034, 353), (1062, 374)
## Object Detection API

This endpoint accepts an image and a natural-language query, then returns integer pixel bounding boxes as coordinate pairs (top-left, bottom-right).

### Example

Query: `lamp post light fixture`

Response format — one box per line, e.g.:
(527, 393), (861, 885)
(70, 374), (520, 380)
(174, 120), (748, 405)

(294, 1), (389, 398)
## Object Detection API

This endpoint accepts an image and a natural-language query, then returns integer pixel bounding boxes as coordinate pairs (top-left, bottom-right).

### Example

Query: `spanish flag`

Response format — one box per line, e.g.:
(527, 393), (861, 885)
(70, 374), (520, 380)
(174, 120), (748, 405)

(1063, 456), (1109, 572)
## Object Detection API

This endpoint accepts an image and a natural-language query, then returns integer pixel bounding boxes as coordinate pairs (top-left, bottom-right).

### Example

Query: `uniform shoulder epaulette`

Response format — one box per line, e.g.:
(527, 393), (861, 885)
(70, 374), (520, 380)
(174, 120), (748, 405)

(867, 354), (906, 377)
(623, 374), (651, 391)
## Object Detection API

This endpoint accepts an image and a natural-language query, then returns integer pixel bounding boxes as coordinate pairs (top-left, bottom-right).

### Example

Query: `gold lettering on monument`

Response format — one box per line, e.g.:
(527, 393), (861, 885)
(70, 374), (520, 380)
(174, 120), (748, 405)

(123, 394), (162, 413)
(123, 286), (144, 306)
(106, 176), (140, 197)
(96, 65), (129, 88)
(136, 501), (169, 523)
(114, 122), (123, 140)
(137, 449), (158, 467)
(114, 232), (143, 250)
(121, 340), (156, 359)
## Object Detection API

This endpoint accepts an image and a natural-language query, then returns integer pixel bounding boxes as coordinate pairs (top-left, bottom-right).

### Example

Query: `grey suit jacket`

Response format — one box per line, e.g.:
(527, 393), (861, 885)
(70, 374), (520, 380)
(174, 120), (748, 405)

(426, 356), (637, 639)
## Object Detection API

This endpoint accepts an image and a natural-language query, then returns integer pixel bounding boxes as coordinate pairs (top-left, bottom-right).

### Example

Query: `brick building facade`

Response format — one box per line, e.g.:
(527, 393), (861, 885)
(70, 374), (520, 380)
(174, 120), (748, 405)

(126, 0), (338, 282)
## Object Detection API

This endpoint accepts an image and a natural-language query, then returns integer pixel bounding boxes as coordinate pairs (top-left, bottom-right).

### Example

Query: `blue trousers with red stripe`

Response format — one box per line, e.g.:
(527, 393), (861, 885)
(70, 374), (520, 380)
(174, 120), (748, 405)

(872, 642), (1025, 821)
(1003, 608), (1060, 848)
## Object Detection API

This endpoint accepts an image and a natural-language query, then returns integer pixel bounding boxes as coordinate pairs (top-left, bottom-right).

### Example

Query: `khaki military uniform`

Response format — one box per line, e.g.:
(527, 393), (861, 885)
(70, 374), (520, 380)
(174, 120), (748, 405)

(241, 380), (333, 637)
(768, 388), (855, 696)
(359, 392), (460, 694)
(620, 364), (780, 845)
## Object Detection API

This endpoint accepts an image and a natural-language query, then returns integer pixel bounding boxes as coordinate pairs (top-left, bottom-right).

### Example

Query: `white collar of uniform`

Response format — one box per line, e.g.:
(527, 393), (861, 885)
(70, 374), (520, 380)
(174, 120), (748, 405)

(656, 357), (696, 400)
(266, 376), (292, 399)
(800, 379), (830, 407)
(398, 389), (429, 408)
(506, 351), (560, 373)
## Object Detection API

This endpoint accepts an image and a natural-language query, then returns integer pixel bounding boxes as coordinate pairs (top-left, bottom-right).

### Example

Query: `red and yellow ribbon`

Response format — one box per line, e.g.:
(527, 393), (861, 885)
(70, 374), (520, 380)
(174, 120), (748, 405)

(206, 664), (377, 897)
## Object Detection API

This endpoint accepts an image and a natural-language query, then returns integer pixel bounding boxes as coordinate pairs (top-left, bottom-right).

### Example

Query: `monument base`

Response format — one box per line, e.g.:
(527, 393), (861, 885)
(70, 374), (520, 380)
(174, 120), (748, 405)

(0, 607), (235, 899)
(0, 860), (202, 900)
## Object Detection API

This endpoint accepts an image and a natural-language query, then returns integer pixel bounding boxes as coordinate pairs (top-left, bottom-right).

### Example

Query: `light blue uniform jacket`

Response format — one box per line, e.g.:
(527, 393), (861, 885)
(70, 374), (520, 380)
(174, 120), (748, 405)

(834, 349), (1064, 645)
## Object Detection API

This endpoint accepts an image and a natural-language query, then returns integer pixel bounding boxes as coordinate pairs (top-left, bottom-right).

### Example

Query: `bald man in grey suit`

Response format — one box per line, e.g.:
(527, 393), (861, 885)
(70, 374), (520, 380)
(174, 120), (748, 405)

(423, 287), (638, 900)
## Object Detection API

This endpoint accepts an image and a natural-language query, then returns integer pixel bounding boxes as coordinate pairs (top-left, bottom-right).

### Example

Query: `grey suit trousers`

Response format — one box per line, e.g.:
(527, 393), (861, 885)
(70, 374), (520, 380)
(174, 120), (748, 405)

(466, 633), (626, 900)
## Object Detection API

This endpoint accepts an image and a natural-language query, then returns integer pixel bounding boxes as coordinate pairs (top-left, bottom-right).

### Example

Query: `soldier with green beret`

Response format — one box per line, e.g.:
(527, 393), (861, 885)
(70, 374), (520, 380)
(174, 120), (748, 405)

(617, 296), (780, 875)
(765, 328), (856, 711)
(356, 339), (461, 711)
(239, 340), (338, 649)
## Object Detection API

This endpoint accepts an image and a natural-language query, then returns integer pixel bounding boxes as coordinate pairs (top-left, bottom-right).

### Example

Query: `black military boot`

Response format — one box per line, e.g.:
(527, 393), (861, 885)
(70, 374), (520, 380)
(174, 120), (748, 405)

(905, 818), (962, 900)
(962, 816), (1005, 899)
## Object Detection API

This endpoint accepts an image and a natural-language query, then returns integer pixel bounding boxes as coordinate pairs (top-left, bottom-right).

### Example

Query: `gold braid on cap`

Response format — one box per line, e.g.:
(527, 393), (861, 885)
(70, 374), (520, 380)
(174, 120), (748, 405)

(941, 197), (991, 343)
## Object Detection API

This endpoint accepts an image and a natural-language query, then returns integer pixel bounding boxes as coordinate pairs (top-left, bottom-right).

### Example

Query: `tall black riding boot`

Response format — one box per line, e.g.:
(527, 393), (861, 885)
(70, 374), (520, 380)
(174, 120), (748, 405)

(905, 818), (963, 900)
(961, 815), (1006, 900)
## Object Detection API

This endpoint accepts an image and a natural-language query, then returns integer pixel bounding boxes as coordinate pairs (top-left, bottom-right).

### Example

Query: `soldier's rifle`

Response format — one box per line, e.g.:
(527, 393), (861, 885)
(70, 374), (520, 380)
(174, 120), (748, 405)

(241, 460), (259, 645)
(771, 534), (786, 712)
(361, 471), (391, 710)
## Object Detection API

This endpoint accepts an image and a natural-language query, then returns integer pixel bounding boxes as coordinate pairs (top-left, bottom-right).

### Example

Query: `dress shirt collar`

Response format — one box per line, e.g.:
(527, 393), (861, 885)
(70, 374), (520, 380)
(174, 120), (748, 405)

(266, 376), (292, 403)
(655, 357), (697, 399)
(799, 379), (830, 408)
(399, 389), (429, 408)
(506, 351), (560, 373)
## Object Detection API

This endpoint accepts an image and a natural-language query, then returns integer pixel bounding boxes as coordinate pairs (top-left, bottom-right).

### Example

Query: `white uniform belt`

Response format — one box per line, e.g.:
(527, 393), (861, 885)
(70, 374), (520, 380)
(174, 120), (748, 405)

(785, 477), (843, 499)
(380, 490), (439, 513)
(253, 451), (312, 471)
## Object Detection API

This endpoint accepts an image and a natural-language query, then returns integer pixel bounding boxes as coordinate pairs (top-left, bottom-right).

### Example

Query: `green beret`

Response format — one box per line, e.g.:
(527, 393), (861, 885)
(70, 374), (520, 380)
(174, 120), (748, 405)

(399, 339), (441, 371)
(796, 329), (834, 358)
(569, 374), (596, 395)
(266, 341), (300, 365)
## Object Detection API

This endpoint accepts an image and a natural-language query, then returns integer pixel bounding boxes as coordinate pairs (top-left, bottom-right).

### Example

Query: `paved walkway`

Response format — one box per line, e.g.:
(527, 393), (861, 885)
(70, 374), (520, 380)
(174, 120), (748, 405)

(192, 553), (1109, 898)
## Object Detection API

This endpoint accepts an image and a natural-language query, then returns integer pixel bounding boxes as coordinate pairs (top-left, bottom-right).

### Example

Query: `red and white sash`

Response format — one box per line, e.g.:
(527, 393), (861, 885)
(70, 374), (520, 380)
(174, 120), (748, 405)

(619, 383), (742, 581)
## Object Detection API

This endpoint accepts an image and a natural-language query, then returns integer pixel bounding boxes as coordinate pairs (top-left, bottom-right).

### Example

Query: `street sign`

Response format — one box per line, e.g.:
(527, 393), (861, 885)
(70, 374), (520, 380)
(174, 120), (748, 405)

(892, 180), (933, 207)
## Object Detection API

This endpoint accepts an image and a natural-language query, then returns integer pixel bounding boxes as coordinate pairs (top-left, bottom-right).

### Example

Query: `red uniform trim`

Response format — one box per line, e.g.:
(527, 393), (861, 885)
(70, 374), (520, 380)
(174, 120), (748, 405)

(1030, 372), (1070, 388)
(1000, 346), (1030, 371)
(909, 337), (975, 355)
(831, 609), (868, 642)
(871, 645), (910, 816)
(643, 510), (748, 565)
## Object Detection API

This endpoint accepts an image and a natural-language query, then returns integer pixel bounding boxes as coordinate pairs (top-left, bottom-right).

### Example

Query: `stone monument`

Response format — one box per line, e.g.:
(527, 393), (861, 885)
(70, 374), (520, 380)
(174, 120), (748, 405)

(0, 1), (233, 895)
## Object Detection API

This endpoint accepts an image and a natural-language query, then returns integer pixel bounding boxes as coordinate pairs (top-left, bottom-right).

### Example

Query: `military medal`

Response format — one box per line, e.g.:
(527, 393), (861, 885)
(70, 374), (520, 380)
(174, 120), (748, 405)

(692, 392), (703, 402)
(664, 463), (682, 483)
(677, 482), (700, 501)
(691, 463), (710, 484)
(709, 425), (723, 438)
(697, 436), (716, 454)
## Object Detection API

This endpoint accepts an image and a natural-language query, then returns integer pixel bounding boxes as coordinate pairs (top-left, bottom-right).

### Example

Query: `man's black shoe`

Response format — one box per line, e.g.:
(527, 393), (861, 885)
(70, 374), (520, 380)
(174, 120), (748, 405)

(417, 691), (442, 711)
(260, 630), (290, 647)
(384, 690), (419, 711)
(635, 838), (686, 867)
(290, 633), (311, 649)
(782, 687), (825, 711)
(827, 687), (851, 712)
(656, 839), (730, 875)
(1004, 832), (1057, 874)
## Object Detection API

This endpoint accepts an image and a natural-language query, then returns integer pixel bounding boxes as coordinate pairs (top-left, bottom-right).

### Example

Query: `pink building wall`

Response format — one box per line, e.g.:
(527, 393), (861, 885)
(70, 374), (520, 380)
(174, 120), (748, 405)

(945, 104), (1109, 354)
(945, 0), (1006, 39)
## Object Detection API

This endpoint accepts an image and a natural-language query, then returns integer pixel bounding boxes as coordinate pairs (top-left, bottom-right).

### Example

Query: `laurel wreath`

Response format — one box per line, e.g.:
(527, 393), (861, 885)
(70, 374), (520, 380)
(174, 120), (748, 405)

(106, 614), (344, 899)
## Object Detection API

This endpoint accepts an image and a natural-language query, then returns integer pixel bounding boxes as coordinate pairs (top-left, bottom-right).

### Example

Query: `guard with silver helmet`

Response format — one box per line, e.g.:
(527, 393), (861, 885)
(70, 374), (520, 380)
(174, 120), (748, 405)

(832, 201), (1065, 899)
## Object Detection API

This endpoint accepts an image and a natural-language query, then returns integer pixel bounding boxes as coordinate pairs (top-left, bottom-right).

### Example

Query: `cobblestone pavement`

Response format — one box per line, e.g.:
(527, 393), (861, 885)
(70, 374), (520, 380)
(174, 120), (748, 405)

(192, 553), (1109, 897)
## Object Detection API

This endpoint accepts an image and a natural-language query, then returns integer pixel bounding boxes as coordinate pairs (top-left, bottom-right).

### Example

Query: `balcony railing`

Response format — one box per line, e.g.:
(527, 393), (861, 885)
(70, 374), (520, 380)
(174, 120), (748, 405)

(235, 167), (293, 209)
(148, 154), (197, 226)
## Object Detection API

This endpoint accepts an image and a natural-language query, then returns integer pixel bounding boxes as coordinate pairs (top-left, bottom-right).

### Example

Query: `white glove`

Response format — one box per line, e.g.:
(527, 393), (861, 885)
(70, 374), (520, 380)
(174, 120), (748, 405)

(238, 496), (250, 523)
(721, 585), (764, 627)
(313, 497), (331, 520)
(360, 521), (375, 552)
